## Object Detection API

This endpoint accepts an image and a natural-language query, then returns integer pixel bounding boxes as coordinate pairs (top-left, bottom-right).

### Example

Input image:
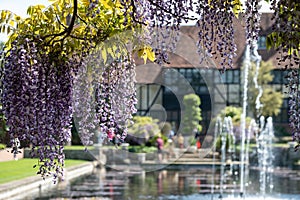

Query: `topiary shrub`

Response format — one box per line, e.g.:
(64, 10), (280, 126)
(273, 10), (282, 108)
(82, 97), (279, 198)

(182, 94), (202, 136)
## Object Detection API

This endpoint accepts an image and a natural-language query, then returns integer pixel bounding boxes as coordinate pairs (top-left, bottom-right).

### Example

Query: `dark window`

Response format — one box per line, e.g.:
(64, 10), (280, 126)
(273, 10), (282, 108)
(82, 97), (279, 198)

(197, 86), (209, 93)
(258, 36), (267, 49)
(163, 89), (180, 110)
(220, 69), (240, 84)
(233, 70), (240, 83)
(271, 70), (282, 84)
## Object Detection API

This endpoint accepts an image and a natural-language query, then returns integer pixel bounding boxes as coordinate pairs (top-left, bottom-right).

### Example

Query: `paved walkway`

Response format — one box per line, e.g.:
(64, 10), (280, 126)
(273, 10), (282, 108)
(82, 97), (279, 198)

(0, 148), (24, 162)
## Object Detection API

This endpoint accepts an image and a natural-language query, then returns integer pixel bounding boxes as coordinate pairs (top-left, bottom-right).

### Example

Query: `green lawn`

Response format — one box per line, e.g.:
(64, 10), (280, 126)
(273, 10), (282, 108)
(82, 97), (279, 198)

(63, 145), (118, 150)
(64, 145), (94, 150)
(0, 158), (87, 184)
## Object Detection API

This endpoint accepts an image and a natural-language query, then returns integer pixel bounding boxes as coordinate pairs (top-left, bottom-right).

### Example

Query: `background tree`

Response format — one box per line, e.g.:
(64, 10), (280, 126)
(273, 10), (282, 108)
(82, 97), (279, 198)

(219, 106), (243, 127)
(248, 61), (283, 120)
(217, 106), (253, 138)
(182, 94), (202, 136)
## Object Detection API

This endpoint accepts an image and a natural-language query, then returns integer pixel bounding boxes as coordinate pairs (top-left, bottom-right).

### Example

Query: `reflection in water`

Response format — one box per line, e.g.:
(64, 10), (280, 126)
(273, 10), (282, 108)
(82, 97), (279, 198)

(33, 167), (300, 200)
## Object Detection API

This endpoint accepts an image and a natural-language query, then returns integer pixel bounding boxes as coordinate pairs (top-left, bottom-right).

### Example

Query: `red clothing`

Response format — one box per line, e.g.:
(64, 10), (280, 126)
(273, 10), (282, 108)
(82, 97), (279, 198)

(107, 129), (115, 140)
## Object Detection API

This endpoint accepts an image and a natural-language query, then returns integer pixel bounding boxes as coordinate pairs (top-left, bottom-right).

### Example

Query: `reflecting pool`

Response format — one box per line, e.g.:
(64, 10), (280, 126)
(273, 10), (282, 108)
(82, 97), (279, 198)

(31, 166), (300, 200)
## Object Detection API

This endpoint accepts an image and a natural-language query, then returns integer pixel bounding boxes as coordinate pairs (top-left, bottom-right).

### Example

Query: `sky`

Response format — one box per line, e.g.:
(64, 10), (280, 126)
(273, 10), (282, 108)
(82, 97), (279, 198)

(0, 0), (272, 42)
(0, 0), (50, 42)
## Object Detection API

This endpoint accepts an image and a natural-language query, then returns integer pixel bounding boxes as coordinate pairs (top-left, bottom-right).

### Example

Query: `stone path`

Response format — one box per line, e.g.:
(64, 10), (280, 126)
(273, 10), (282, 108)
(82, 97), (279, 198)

(0, 148), (24, 162)
(142, 148), (220, 165)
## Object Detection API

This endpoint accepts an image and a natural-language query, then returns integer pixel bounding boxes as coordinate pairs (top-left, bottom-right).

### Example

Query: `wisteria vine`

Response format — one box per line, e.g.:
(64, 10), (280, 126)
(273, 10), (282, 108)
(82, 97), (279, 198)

(286, 70), (300, 150)
(270, 0), (300, 148)
(96, 57), (137, 142)
(73, 53), (137, 146)
(2, 38), (79, 181)
(196, 0), (237, 71)
(123, 0), (194, 65)
(147, 0), (194, 65)
(245, 0), (262, 46)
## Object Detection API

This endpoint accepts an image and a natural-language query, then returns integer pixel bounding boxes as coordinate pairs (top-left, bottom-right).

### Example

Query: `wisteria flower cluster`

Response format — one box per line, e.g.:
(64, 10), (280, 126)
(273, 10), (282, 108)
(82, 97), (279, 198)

(96, 56), (137, 143)
(2, 38), (78, 181)
(73, 53), (137, 146)
(196, 0), (237, 71)
(245, 0), (262, 46)
(270, 0), (300, 147)
(147, 0), (194, 65)
(72, 58), (99, 146)
(123, 0), (194, 65)
(286, 70), (300, 150)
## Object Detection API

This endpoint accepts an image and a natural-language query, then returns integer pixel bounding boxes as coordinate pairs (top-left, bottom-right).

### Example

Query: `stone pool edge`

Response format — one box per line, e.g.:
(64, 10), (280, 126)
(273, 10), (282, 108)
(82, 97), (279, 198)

(0, 162), (95, 200)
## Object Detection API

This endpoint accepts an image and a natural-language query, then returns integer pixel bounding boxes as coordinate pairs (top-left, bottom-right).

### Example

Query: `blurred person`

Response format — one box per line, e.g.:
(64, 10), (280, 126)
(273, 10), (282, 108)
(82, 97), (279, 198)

(177, 133), (184, 149)
(156, 134), (164, 162)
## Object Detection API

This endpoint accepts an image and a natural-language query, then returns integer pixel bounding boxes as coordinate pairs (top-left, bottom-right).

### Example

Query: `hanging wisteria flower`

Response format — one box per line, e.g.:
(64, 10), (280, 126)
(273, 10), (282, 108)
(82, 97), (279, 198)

(286, 70), (300, 150)
(95, 56), (137, 143)
(72, 58), (99, 146)
(149, 0), (194, 65)
(73, 51), (137, 147)
(245, 0), (262, 46)
(2, 37), (78, 182)
(269, 0), (300, 148)
(120, 0), (194, 65)
(196, 0), (237, 71)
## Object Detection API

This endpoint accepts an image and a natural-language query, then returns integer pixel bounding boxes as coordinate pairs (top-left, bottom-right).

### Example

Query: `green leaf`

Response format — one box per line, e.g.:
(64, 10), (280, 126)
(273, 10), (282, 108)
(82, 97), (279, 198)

(1, 25), (5, 33)
(137, 48), (147, 64)
(101, 49), (107, 63)
(232, 0), (242, 18)
(79, 0), (90, 6)
(137, 46), (155, 64)
(266, 35), (273, 49)
(7, 26), (10, 34)
(145, 47), (155, 62)
(27, 6), (32, 15)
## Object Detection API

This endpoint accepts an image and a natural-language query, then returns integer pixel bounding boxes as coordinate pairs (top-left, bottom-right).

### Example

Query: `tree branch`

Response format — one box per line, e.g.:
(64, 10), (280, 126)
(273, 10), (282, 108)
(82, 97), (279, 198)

(130, 0), (147, 25)
(55, 13), (67, 29)
(42, 0), (78, 44)
(76, 14), (88, 25)
(65, 0), (77, 36)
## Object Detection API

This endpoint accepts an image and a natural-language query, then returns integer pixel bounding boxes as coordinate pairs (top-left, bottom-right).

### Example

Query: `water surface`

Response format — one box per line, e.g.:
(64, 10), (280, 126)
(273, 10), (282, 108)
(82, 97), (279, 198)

(32, 166), (300, 200)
